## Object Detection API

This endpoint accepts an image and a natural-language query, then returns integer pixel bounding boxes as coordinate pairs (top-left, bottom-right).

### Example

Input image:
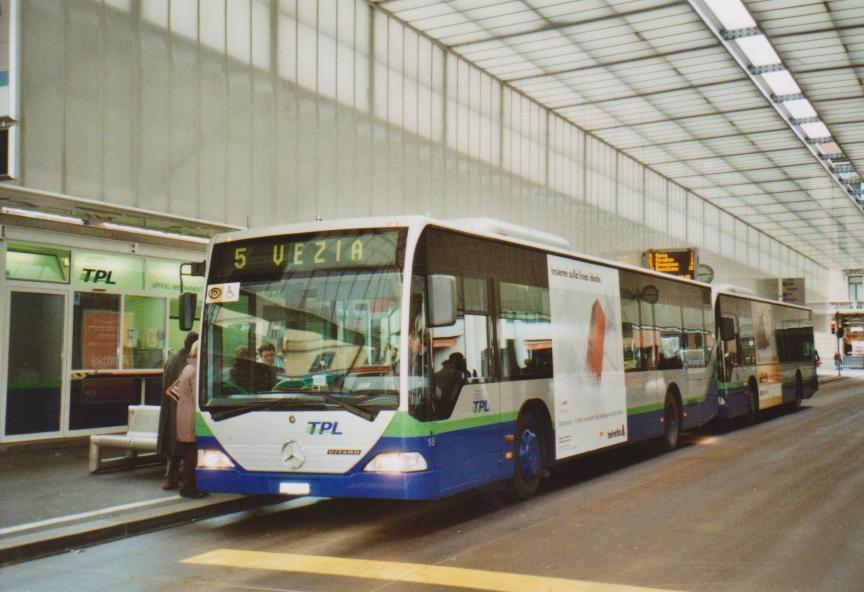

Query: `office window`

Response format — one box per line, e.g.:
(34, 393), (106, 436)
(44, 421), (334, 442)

(73, 292), (121, 370)
(123, 295), (166, 369)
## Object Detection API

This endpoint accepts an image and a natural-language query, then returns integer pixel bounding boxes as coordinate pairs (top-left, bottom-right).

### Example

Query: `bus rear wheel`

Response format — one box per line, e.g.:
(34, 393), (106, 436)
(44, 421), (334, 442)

(793, 372), (804, 410)
(741, 383), (758, 427)
(659, 395), (681, 452)
(509, 411), (545, 500)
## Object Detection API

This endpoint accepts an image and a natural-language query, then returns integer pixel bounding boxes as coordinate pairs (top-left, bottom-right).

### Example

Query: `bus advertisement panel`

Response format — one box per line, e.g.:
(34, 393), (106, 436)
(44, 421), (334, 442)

(753, 300), (783, 409)
(548, 255), (627, 458)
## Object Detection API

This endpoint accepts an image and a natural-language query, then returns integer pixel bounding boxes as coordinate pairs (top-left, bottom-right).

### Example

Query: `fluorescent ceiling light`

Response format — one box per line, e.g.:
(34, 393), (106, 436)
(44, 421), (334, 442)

(99, 221), (210, 244)
(735, 35), (781, 66)
(761, 71), (800, 96)
(818, 142), (840, 154)
(801, 122), (830, 138)
(704, 0), (756, 30)
(783, 99), (817, 119)
(1, 206), (85, 225)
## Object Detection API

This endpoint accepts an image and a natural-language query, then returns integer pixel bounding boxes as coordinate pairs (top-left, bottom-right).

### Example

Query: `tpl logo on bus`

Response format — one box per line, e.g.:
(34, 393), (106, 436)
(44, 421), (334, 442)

(80, 268), (117, 285)
(306, 421), (343, 435)
(473, 400), (489, 414)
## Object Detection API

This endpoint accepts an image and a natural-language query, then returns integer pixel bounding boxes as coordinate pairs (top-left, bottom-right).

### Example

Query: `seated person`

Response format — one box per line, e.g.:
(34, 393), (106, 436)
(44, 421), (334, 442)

(257, 342), (284, 371)
(230, 346), (277, 393)
(434, 352), (469, 407)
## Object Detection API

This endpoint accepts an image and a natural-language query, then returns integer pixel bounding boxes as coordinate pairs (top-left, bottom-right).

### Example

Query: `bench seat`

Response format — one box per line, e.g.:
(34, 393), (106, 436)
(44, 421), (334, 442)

(89, 405), (161, 473)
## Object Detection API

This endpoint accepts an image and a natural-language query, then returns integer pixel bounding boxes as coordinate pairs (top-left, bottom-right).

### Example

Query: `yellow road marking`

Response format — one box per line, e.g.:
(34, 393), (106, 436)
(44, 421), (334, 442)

(183, 549), (680, 592)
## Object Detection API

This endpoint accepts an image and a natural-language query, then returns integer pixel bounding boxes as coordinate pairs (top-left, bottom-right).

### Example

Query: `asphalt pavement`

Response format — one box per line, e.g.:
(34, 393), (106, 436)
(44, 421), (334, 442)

(0, 370), (852, 589)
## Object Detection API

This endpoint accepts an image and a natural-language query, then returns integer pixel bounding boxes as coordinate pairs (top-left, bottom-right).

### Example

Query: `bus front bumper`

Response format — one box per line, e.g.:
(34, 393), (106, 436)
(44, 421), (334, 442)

(196, 465), (443, 500)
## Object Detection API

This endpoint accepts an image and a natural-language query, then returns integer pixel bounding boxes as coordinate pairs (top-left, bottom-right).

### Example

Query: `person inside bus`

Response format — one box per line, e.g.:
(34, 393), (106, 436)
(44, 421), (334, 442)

(434, 352), (468, 410)
(230, 346), (276, 393)
(257, 342), (284, 373)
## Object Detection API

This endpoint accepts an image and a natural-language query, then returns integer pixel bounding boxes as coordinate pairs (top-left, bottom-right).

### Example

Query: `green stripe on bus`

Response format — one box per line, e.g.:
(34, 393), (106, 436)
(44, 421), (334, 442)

(627, 403), (663, 416)
(196, 412), (214, 437)
(383, 411), (519, 438)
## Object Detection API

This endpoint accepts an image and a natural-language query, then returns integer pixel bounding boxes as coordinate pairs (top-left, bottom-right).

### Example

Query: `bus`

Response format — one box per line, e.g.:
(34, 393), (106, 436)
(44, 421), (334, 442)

(189, 216), (720, 501)
(714, 290), (817, 425)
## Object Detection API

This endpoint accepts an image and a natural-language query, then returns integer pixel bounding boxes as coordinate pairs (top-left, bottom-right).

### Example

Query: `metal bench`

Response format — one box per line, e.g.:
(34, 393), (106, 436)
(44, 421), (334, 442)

(89, 405), (161, 473)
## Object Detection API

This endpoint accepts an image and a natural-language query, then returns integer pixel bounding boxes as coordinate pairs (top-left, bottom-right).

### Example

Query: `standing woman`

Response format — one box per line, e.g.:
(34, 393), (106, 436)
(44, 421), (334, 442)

(175, 340), (207, 498)
(158, 331), (197, 490)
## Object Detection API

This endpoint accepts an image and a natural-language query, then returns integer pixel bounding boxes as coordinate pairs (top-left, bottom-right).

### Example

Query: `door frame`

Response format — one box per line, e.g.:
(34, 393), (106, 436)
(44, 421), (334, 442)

(1, 285), (70, 442)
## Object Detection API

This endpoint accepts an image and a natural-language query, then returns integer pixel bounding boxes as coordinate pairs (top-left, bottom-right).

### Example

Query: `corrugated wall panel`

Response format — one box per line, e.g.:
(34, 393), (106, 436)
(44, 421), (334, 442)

(16, 0), (828, 302)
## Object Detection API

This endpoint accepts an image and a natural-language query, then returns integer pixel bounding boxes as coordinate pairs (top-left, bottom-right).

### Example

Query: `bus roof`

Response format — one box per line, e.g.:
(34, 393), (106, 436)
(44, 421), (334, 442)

(210, 215), (717, 291)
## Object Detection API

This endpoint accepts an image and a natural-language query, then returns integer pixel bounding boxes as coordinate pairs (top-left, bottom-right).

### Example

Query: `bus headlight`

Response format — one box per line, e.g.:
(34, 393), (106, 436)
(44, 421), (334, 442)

(364, 452), (427, 473)
(198, 449), (236, 469)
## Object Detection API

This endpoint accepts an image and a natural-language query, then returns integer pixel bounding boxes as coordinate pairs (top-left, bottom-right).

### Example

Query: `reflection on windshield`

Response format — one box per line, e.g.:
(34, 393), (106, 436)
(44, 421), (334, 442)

(203, 270), (403, 410)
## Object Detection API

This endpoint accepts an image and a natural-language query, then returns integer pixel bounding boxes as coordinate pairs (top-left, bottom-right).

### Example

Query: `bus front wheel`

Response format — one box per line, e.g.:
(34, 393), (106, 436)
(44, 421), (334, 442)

(659, 395), (681, 452)
(509, 411), (545, 500)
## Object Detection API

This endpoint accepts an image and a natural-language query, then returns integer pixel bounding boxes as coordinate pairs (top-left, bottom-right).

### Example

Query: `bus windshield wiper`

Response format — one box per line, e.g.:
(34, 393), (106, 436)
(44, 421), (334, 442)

(209, 391), (378, 422)
(289, 389), (377, 422)
(209, 398), (326, 422)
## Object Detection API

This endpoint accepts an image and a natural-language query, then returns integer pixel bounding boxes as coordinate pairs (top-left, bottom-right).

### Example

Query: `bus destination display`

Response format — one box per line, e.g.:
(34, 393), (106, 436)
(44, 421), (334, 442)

(646, 249), (695, 279)
(210, 231), (401, 281)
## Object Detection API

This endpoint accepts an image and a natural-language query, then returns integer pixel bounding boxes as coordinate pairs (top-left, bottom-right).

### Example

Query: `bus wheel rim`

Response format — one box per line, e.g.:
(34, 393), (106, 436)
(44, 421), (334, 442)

(666, 405), (677, 441)
(519, 428), (541, 481)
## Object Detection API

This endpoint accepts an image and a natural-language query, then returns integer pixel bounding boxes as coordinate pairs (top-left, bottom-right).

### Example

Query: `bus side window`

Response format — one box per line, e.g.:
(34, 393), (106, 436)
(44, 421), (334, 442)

(619, 271), (642, 372)
(429, 275), (491, 418)
(497, 282), (552, 380)
(721, 316), (739, 374)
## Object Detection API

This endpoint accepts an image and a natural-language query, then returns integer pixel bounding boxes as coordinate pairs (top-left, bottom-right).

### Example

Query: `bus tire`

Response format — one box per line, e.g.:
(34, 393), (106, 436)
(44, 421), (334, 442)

(659, 393), (681, 452)
(793, 372), (804, 410)
(509, 411), (545, 500)
(741, 380), (759, 427)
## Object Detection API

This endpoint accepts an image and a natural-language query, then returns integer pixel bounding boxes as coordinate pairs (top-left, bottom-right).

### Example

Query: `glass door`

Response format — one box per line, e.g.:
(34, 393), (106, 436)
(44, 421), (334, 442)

(4, 290), (66, 436)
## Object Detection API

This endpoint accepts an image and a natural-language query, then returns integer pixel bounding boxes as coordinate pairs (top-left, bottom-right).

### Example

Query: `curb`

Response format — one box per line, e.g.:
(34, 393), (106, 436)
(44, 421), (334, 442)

(0, 494), (282, 567)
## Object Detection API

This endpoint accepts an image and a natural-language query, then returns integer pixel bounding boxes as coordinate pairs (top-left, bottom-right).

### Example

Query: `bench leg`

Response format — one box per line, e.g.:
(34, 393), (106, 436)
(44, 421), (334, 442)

(89, 441), (102, 473)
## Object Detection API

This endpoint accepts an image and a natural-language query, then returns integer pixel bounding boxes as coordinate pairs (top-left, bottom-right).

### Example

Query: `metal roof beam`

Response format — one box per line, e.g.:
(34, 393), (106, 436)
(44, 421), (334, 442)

(447, 0), (688, 49)
(556, 77), (749, 110)
(621, 127), (790, 150)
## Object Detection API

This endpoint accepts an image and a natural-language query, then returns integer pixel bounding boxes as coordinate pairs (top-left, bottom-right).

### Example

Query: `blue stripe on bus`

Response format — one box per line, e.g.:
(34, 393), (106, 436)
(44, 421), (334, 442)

(197, 378), (723, 500)
(196, 420), (516, 501)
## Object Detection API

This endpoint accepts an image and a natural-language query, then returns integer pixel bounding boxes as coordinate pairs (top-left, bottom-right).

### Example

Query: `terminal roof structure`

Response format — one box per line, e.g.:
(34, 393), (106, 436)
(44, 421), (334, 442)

(377, 0), (864, 268)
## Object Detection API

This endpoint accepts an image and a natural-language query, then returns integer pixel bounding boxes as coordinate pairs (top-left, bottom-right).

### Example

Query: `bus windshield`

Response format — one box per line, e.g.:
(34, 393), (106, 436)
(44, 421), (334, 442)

(200, 231), (405, 414)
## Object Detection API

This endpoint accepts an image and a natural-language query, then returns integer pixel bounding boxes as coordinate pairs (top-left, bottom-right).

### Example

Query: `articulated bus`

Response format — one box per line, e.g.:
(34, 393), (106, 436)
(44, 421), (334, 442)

(714, 290), (818, 425)
(190, 216), (723, 500)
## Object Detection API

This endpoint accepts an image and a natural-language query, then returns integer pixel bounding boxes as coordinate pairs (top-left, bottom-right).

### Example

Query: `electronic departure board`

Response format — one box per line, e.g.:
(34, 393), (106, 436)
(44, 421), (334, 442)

(209, 230), (403, 282)
(645, 249), (696, 279)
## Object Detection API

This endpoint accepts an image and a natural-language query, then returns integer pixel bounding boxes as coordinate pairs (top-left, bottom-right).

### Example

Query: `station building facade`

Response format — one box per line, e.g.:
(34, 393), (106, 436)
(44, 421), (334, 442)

(0, 0), (841, 441)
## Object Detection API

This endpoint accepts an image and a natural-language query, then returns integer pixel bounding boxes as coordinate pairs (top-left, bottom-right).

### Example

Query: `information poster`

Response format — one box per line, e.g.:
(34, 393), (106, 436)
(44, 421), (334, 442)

(548, 255), (627, 459)
(82, 310), (119, 369)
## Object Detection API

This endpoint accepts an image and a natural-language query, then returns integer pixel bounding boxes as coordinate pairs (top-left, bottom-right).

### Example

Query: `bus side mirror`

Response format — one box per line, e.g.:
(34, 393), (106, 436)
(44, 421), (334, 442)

(179, 292), (197, 331)
(428, 274), (457, 327)
(720, 317), (736, 341)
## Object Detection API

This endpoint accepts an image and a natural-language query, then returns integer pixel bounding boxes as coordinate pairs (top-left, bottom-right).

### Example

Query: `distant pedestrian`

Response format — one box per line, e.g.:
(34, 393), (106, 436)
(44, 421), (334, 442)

(834, 352), (843, 376)
(158, 331), (198, 490)
(175, 340), (207, 498)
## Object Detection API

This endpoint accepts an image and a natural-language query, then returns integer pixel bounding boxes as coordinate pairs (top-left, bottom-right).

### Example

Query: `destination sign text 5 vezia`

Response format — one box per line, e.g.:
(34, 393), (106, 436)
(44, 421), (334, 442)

(210, 231), (402, 281)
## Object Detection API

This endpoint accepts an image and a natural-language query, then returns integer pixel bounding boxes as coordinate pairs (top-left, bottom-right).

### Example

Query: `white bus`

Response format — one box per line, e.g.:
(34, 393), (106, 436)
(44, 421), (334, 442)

(190, 217), (718, 500)
(714, 290), (818, 424)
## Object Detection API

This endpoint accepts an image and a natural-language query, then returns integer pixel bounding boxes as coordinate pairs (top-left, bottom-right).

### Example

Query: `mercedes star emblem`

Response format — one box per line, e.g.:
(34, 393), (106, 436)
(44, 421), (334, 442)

(281, 440), (306, 469)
